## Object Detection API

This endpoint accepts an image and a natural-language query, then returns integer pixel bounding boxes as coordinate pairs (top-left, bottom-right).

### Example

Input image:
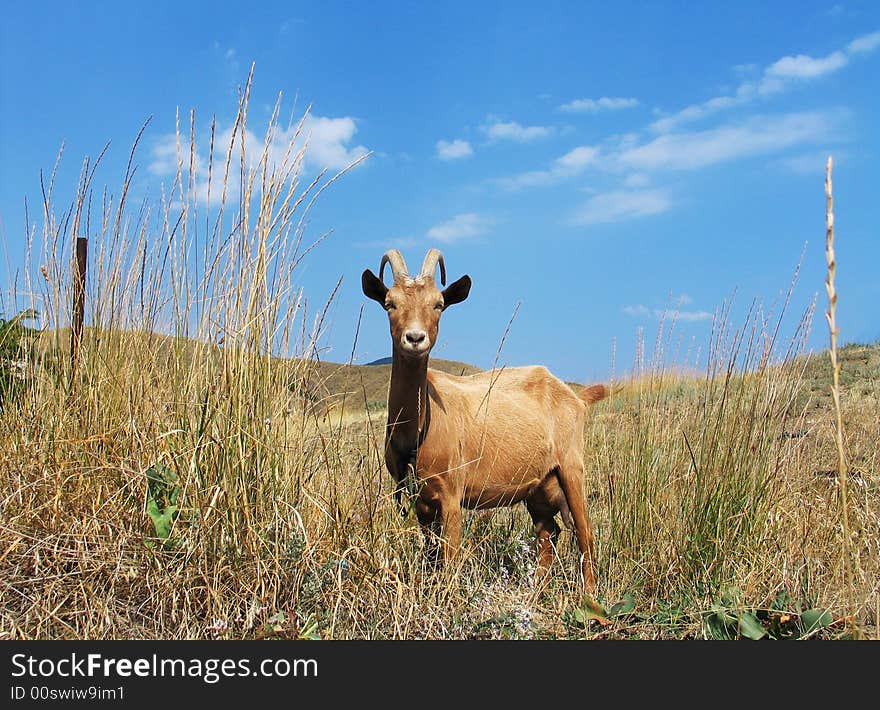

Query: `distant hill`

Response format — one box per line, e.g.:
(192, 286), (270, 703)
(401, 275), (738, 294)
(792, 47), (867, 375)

(325, 341), (880, 412)
(305, 356), (483, 411)
(365, 356), (392, 366)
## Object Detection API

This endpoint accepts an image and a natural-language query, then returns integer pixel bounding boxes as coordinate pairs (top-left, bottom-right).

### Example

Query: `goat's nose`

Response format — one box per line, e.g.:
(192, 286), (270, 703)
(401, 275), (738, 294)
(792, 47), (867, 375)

(405, 329), (426, 345)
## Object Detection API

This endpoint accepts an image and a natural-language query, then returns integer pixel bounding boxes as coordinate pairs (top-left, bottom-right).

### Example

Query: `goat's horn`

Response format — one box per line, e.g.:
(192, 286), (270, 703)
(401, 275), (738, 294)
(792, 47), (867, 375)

(419, 248), (446, 286)
(379, 249), (410, 283)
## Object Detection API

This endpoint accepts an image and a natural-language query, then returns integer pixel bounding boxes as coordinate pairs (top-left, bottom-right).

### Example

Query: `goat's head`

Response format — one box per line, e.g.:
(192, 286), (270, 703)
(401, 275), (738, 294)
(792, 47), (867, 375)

(362, 248), (471, 359)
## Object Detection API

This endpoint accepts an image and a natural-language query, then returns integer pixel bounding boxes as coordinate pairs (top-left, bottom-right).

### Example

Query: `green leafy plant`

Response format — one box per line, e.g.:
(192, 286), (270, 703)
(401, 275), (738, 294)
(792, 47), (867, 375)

(704, 587), (836, 640)
(144, 464), (180, 548)
(765, 589), (836, 640)
(566, 593), (637, 632)
(704, 587), (765, 639)
(298, 614), (323, 641)
(254, 611), (322, 640)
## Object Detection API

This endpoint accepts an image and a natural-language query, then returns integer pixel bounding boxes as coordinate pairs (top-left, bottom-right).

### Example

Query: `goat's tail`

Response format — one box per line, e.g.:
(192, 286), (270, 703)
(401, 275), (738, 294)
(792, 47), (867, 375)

(578, 383), (609, 406)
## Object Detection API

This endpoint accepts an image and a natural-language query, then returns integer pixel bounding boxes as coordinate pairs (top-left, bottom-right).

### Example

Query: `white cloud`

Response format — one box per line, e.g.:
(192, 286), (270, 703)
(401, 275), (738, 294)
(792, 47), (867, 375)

(624, 302), (712, 322)
(665, 308), (713, 322)
(149, 111), (369, 206)
(482, 120), (553, 142)
(300, 115), (369, 170)
(501, 111), (831, 190)
(847, 31), (880, 55)
(215, 123), (270, 169)
(651, 31), (879, 133)
(149, 134), (191, 176)
(556, 145), (600, 171)
(436, 138), (473, 160)
(570, 189), (671, 226)
(496, 169), (559, 190)
(425, 213), (492, 243)
(765, 51), (848, 79)
(497, 144), (599, 190)
(650, 85), (754, 133)
(559, 97), (639, 113)
(498, 109), (837, 201)
(621, 111), (836, 172)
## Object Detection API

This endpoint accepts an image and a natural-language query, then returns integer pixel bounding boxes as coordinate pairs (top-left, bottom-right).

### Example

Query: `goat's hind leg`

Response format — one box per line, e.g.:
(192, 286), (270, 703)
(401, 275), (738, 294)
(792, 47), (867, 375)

(526, 479), (563, 588)
(555, 456), (597, 595)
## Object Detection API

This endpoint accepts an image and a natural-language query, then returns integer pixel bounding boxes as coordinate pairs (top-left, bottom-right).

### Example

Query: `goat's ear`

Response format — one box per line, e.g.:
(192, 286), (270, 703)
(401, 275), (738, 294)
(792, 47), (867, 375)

(362, 269), (388, 304)
(442, 275), (471, 309)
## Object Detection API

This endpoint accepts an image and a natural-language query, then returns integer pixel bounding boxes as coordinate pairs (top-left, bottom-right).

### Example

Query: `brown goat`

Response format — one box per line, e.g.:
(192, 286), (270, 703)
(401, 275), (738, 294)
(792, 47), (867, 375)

(362, 248), (608, 592)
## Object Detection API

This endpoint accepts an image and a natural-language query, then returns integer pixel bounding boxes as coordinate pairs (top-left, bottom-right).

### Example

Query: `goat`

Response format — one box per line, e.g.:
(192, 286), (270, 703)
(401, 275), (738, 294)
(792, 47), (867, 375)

(362, 248), (608, 592)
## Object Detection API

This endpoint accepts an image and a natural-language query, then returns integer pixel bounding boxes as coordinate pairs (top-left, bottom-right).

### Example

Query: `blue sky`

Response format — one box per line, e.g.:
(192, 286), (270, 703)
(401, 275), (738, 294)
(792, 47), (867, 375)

(1, 1), (878, 382)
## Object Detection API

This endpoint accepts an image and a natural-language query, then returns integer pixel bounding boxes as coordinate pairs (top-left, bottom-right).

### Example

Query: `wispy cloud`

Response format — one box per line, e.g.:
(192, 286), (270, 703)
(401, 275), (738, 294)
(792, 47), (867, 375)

(482, 120), (553, 142)
(497, 108), (838, 211)
(623, 300), (713, 322)
(765, 51), (848, 79)
(650, 85), (755, 133)
(497, 144), (599, 190)
(149, 134), (202, 177)
(559, 97), (639, 113)
(847, 31), (880, 55)
(489, 34), (858, 229)
(651, 30), (879, 133)
(620, 110), (838, 172)
(556, 145), (600, 171)
(436, 138), (473, 160)
(570, 189), (671, 226)
(425, 213), (492, 244)
(669, 309), (713, 322)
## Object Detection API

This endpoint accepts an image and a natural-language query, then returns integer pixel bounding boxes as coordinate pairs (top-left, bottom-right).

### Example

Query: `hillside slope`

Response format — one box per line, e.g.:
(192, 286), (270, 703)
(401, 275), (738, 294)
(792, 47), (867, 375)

(304, 357), (482, 411)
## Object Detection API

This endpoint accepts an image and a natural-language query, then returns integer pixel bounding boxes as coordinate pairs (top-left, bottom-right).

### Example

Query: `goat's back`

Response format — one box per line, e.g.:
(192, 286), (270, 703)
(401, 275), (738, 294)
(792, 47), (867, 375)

(427, 365), (583, 419)
(421, 366), (585, 490)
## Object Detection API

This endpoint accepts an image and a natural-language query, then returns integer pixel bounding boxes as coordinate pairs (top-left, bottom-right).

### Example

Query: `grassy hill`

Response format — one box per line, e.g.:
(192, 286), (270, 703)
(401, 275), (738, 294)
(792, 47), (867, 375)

(798, 342), (880, 409)
(301, 356), (483, 413)
(307, 341), (880, 415)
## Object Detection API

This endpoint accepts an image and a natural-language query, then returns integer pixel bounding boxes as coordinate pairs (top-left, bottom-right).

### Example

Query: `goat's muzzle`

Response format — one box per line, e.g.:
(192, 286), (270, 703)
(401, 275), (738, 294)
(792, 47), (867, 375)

(400, 329), (431, 356)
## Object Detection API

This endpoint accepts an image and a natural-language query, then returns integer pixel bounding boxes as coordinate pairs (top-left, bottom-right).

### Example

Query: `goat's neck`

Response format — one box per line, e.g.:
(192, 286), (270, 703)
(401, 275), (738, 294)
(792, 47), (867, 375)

(387, 351), (429, 451)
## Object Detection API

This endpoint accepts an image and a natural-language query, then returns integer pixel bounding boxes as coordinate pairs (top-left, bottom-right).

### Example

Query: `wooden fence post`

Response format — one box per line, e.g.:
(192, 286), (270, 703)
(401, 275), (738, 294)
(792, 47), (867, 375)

(70, 237), (88, 379)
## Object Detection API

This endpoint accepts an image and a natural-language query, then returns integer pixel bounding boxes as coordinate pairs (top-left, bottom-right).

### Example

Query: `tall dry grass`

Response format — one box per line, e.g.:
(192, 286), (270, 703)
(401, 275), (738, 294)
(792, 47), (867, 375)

(1, 87), (877, 639)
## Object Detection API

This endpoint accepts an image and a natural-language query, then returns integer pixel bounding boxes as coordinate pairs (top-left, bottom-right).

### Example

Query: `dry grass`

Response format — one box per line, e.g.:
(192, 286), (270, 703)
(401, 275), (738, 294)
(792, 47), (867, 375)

(1, 88), (877, 640)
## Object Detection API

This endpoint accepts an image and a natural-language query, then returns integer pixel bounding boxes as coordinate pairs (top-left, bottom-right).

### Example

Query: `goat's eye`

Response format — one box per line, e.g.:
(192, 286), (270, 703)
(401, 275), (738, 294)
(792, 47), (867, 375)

(434, 302), (444, 311)
(385, 302), (396, 311)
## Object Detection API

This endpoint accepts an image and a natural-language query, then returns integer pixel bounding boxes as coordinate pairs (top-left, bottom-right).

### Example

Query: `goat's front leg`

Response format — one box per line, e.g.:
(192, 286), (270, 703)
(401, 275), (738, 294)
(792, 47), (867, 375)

(415, 498), (441, 566)
(415, 494), (461, 568)
(439, 501), (461, 564)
